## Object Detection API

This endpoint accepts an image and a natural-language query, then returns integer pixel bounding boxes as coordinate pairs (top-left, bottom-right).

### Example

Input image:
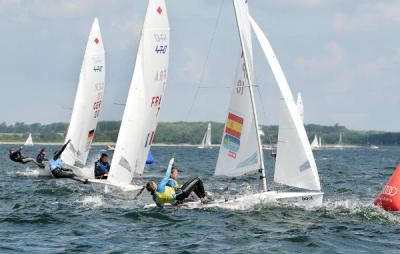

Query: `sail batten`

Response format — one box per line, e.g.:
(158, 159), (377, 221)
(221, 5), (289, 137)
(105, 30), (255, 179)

(108, 1), (170, 185)
(249, 16), (321, 191)
(61, 18), (105, 167)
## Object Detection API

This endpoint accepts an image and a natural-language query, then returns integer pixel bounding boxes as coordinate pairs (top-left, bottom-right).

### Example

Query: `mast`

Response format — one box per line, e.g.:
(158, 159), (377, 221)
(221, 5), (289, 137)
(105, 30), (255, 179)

(232, 0), (267, 192)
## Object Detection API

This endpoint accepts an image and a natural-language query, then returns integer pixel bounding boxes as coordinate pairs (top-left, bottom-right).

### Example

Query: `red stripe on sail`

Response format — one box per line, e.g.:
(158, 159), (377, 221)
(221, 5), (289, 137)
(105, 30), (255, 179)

(225, 127), (241, 139)
(228, 113), (243, 124)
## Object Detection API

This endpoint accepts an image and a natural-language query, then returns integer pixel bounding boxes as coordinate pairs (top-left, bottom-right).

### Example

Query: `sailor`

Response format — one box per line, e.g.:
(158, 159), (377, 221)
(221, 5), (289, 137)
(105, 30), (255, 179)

(94, 153), (110, 179)
(36, 148), (48, 167)
(49, 139), (87, 183)
(146, 164), (209, 208)
(9, 147), (42, 167)
(166, 166), (181, 189)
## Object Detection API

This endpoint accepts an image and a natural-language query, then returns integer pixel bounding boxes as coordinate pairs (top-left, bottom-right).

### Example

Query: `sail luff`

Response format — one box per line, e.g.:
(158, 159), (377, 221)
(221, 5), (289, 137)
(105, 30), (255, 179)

(232, 0), (267, 191)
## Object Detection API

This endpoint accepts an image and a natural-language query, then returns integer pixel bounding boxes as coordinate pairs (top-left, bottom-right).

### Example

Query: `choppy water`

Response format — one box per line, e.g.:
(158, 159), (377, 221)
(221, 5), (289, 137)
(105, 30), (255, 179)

(1, 145), (400, 253)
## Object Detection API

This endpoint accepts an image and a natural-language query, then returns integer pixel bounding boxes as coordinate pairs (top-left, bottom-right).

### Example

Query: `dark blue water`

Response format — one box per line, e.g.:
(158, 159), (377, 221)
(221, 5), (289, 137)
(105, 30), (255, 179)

(1, 145), (400, 253)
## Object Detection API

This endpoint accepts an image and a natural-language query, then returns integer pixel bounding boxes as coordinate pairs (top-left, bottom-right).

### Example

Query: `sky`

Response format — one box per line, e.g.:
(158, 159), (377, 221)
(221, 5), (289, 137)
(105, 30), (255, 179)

(0, 0), (399, 131)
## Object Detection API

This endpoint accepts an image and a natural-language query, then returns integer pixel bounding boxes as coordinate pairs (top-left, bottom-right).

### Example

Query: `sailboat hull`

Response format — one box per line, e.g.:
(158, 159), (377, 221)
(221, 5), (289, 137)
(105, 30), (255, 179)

(88, 179), (143, 193)
(145, 191), (324, 209)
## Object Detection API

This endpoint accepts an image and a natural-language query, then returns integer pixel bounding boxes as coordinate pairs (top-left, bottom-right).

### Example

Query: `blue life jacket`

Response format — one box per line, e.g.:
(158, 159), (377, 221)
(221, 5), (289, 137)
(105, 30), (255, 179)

(95, 160), (110, 175)
(50, 158), (62, 171)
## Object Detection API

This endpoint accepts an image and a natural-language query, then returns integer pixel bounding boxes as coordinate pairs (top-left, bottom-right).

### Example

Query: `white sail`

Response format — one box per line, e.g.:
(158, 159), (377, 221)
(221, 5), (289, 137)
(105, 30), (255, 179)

(250, 16), (321, 191)
(24, 133), (33, 146)
(318, 135), (322, 147)
(200, 123), (212, 148)
(215, 0), (263, 179)
(310, 135), (320, 149)
(297, 93), (304, 123)
(108, 0), (170, 185)
(61, 18), (105, 167)
(338, 133), (343, 145)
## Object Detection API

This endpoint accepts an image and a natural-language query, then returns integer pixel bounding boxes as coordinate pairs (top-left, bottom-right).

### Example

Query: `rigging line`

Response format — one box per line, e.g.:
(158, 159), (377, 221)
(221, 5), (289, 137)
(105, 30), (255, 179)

(184, 0), (225, 121)
(254, 85), (275, 148)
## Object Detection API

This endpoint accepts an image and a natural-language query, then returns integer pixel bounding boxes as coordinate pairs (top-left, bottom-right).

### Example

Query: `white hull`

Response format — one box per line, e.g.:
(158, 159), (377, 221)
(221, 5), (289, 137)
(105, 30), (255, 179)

(197, 146), (212, 149)
(37, 166), (52, 177)
(88, 178), (143, 193)
(145, 191), (323, 209)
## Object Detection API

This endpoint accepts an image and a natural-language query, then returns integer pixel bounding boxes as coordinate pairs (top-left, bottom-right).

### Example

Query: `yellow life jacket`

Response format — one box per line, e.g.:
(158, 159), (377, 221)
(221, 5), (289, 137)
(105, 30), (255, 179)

(154, 186), (175, 205)
(168, 178), (181, 189)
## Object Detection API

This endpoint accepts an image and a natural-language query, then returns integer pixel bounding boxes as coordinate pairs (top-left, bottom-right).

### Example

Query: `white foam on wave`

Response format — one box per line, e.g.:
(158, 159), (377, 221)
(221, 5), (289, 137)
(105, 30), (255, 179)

(15, 167), (51, 177)
(320, 198), (400, 224)
(78, 195), (104, 207)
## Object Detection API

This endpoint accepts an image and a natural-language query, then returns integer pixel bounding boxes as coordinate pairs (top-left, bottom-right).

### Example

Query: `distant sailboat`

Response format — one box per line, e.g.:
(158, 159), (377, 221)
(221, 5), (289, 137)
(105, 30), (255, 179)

(198, 123), (212, 149)
(310, 135), (320, 149)
(60, 18), (106, 175)
(24, 133), (34, 146)
(90, 0), (170, 192)
(211, 0), (323, 208)
(296, 93), (304, 123)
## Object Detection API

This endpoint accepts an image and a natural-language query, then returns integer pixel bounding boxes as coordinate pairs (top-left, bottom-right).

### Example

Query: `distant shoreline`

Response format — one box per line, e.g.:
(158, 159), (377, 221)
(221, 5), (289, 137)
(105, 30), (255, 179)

(0, 142), (370, 148)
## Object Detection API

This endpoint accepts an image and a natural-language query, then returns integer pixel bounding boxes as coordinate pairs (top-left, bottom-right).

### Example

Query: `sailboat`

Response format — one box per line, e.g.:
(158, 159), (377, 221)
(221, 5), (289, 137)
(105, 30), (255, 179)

(211, 0), (323, 208)
(333, 132), (344, 149)
(296, 93), (304, 123)
(56, 18), (106, 178)
(198, 123), (212, 149)
(24, 133), (34, 146)
(89, 0), (170, 192)
(310, 135), (321, 150)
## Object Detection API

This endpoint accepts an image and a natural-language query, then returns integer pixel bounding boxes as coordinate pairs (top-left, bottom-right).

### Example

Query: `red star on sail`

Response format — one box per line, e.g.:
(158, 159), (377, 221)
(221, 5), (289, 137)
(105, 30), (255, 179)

(157, 6), (162, 15)
(94, 38), (100, 44)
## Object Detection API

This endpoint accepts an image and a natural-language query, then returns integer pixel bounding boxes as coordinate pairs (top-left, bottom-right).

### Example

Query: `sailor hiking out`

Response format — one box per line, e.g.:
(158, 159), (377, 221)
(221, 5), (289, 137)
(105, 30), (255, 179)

(49, 139), (87, 183)
(146, 161), (209, 208)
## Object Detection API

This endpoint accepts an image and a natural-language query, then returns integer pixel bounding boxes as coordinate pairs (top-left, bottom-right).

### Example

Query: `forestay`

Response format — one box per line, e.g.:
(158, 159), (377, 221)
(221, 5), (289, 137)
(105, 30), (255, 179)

(215, 0), (262, 177)
(108, 0), (170, 185)
(249, 16), (320, 191)
(61, 18), (105, 167)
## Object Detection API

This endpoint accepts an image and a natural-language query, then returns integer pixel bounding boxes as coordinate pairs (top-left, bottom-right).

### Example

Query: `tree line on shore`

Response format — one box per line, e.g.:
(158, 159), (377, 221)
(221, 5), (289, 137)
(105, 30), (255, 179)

(0, 121), (397, 145)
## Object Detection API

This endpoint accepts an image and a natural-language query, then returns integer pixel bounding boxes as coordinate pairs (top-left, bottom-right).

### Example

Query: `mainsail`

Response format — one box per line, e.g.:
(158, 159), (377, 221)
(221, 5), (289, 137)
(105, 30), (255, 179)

(24, 133), (33, 146)
(61, 18), (105, 167)
(249, 16), (321, 191)
(215, 0), (263, 180)
(297, 93), (304, 123)
(108, 0), (170, 185)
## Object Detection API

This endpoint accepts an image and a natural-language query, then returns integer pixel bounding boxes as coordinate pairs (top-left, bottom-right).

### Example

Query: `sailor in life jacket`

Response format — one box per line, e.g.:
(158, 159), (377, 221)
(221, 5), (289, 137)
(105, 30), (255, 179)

(166, 166), (181, 189)
(49, 139), (87, 184)
(146, 163), (209, 208)
(94, 153), (110, 179)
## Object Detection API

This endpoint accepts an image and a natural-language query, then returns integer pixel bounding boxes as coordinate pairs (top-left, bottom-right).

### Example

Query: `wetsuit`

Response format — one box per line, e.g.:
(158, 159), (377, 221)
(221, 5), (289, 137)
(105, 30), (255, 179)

(36, 152), (48, 168)
(36, 152), (48, 164)
(94, 160), (110, 179)
(49, 141), (85, 183)
(175, 177), (206, 201)
(9, 148), (40, 166)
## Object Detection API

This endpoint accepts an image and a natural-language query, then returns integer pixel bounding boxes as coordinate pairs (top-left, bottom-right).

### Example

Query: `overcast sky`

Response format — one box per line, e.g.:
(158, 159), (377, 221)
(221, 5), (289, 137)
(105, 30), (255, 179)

(0, 0), (399, 131)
